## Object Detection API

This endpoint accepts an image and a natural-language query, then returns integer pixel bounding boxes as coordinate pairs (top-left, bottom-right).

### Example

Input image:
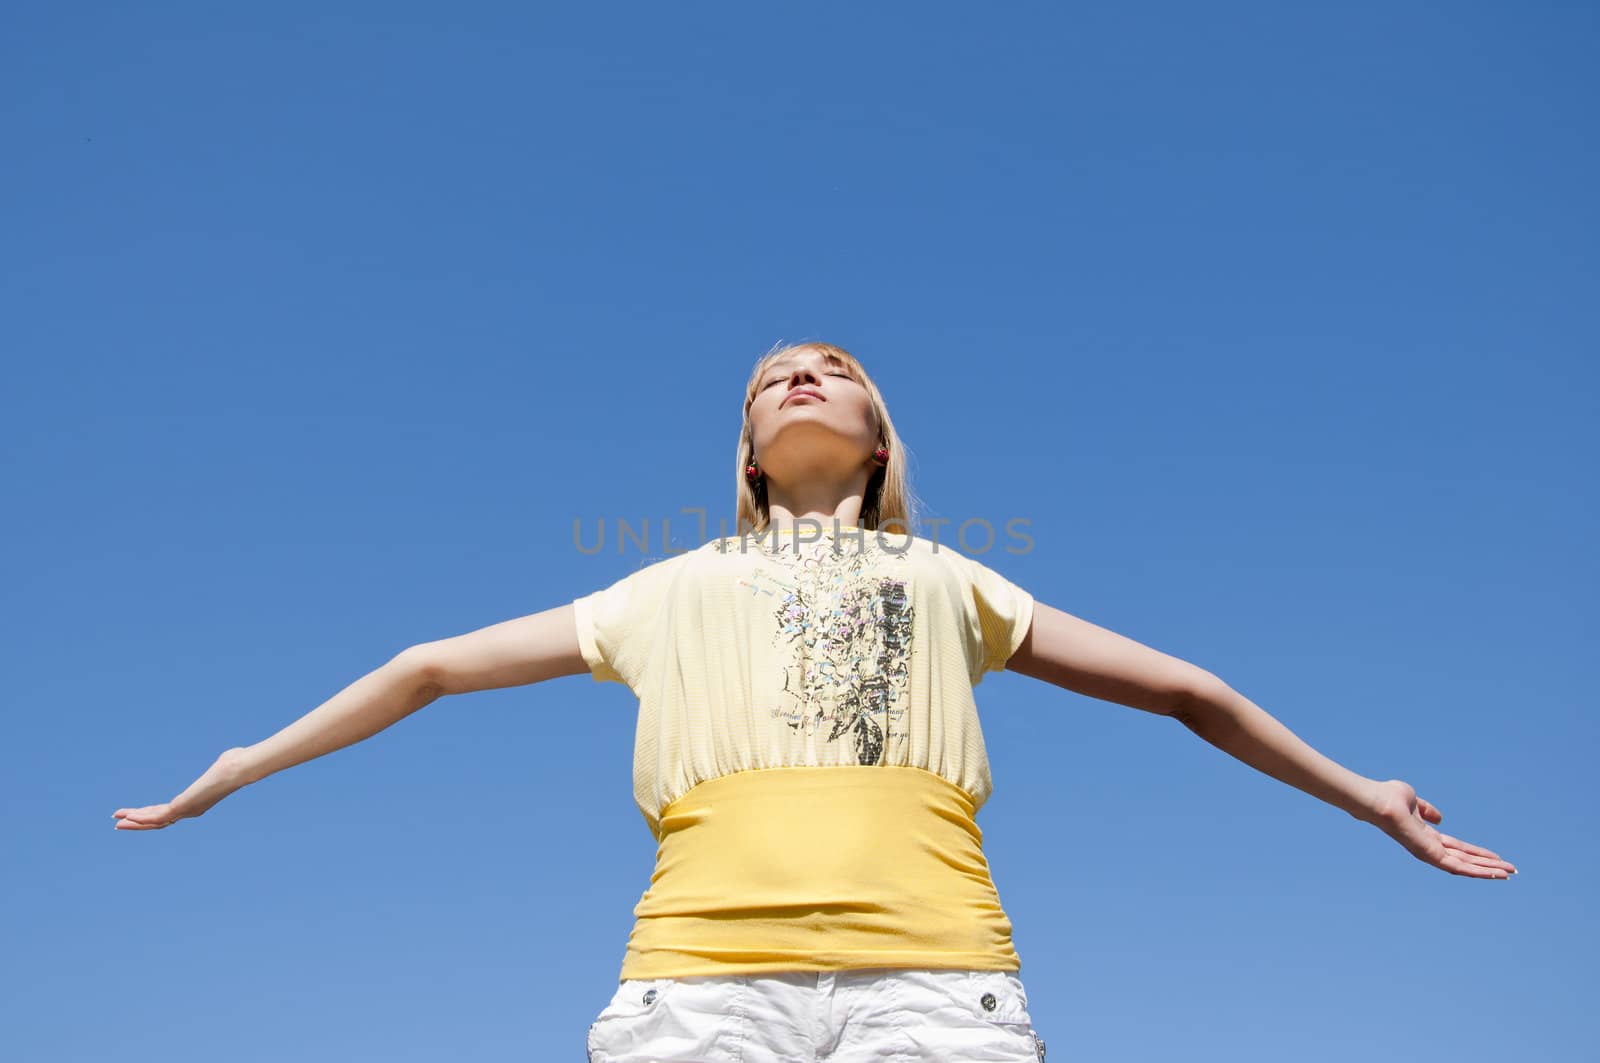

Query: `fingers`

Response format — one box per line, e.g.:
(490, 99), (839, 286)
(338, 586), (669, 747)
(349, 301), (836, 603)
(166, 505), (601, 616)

(113, 814), (165, 830)
(1438, 831), (1507, 861)
(112, 805), (177, 830)
(1433, 834), (1518, 877)
(1415, 796), (1443, 823)
(1444, 855), (1516, 878)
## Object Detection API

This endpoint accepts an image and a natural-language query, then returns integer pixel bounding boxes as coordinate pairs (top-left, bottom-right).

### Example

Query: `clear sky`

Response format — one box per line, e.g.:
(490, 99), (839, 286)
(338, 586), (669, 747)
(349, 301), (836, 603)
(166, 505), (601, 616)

(6, 2), (1594, 1060)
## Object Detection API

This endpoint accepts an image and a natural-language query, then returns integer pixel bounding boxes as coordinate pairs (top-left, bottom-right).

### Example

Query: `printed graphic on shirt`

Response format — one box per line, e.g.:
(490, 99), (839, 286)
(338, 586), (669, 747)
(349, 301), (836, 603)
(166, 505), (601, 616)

(748, 536), (913, 766)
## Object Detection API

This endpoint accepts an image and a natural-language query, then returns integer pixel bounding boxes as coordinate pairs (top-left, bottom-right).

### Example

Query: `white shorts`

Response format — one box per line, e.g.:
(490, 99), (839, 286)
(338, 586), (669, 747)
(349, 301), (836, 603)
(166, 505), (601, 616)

(585, 967), (1047, 1062)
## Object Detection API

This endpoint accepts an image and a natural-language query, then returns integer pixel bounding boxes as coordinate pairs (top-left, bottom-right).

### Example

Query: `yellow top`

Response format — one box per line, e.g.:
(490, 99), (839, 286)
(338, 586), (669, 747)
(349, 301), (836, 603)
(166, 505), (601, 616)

(572, 526), (1036, 981)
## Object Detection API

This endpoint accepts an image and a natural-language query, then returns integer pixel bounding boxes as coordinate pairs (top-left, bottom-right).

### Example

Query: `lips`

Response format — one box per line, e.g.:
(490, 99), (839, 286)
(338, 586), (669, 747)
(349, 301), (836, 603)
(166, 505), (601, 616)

(782, 388), (825, 406)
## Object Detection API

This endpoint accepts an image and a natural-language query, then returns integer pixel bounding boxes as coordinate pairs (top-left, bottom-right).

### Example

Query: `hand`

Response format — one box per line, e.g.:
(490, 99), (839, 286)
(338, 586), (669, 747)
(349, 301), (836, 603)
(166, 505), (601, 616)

(1363, 778), (1518, 879)
(113, 747), (253, 831)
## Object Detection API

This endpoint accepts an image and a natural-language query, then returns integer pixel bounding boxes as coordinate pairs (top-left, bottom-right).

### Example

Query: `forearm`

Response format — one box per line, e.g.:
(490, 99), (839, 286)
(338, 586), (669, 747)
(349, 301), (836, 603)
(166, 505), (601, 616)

(234, 648), (443, 787)
(1173, 677), (1382, 823)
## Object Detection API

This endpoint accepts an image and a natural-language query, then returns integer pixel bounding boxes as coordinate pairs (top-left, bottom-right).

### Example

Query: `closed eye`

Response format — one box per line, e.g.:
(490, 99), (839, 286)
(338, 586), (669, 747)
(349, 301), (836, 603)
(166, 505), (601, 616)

(761, 370), (855, 389)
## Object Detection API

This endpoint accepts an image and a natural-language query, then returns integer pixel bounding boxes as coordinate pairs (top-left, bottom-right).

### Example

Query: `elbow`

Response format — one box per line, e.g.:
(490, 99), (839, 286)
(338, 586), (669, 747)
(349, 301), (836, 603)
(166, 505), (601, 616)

(391, 645), (450, 701)
(1169, 670), (1231, 725)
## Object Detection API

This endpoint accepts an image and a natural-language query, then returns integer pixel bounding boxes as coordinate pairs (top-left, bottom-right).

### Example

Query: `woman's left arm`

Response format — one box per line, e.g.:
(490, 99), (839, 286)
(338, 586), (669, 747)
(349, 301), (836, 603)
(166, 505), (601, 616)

(1005, 601), (1519, 880)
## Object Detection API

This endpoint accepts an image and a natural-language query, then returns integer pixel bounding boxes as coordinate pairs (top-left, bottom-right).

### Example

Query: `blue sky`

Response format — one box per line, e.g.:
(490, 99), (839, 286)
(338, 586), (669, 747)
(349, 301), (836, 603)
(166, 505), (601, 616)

(5, 2), (1594, 1060)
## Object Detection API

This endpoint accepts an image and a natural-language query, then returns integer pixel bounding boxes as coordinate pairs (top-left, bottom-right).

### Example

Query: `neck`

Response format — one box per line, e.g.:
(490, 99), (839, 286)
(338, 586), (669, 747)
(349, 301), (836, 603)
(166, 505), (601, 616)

(765, 516), (862, 534)
(765, 481), (867, 532)
(764, 506), (865, 532)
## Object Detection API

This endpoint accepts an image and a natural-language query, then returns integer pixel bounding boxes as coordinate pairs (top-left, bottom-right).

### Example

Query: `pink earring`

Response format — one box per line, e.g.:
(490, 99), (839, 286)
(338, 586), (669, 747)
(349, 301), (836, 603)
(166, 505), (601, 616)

(745, 462), (761, 482)
(874, 446), (888, 464)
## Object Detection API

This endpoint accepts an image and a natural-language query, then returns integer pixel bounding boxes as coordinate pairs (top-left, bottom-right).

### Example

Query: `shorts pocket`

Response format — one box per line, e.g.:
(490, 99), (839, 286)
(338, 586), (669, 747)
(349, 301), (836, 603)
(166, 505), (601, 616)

(962, 970), (1033, 1027)
(916, 969), (1033, 1026)
(586, 979), (675, 1062)
(889, 969), (1041, 1061)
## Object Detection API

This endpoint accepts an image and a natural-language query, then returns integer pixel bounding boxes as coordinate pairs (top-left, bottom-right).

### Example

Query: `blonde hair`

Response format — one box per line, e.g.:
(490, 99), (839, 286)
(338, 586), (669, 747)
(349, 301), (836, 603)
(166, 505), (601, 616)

(735, 341), (921, 536)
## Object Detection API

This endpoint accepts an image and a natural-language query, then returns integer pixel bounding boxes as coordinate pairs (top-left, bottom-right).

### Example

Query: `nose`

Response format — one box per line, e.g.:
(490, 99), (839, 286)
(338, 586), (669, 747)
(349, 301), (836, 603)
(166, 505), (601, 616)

(782, 360), (831, 400)
(786, 363), (822, 387)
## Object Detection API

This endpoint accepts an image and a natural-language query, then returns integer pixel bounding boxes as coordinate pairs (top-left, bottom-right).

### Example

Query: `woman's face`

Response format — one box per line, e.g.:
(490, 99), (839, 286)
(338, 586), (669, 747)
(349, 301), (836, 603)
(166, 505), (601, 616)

(747, 348), (880, 482)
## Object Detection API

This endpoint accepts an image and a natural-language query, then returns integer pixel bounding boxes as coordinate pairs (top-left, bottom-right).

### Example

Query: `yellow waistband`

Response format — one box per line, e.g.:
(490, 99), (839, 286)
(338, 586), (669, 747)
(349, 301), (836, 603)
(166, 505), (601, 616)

(618, 765), (1020, 980)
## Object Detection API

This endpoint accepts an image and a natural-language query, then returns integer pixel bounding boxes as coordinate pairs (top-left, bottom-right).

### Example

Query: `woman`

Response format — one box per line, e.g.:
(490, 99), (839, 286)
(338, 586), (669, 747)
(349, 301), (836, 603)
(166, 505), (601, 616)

(114, 342), (1517, 1062)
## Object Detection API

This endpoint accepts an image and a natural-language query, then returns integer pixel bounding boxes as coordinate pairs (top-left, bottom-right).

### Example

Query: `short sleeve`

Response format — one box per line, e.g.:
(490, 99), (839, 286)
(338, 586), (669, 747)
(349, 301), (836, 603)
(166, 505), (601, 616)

(571, 553), (688, 689)
(948, 548), (1036, 681)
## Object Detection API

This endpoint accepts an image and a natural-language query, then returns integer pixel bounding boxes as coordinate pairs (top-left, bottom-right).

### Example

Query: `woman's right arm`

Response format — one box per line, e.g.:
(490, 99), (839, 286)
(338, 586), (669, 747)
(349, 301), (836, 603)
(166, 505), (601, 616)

(112, 605), (590, 831)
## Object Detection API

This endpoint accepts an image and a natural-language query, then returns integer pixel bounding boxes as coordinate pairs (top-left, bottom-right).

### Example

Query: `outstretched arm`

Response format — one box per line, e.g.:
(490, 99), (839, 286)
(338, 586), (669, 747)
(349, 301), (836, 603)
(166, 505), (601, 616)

(113, 604), (590, 831)
(1003, 600), (1519, 880)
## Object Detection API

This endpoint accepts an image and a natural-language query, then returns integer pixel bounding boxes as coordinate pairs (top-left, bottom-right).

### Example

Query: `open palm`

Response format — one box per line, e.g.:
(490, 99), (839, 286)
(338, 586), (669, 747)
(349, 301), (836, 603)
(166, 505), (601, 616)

(113, 747), (251, 831)
(1366, 778), (1517, 879)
